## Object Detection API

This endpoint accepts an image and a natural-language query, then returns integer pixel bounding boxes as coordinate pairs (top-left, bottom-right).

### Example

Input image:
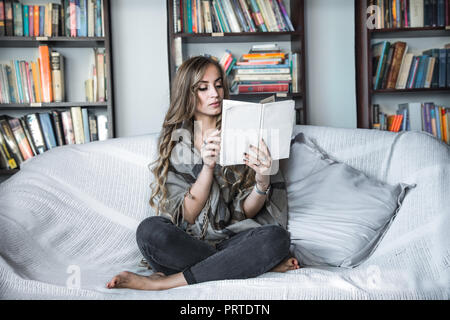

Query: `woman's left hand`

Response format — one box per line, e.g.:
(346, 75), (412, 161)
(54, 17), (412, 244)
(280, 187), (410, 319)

(243, 138), (272, 190)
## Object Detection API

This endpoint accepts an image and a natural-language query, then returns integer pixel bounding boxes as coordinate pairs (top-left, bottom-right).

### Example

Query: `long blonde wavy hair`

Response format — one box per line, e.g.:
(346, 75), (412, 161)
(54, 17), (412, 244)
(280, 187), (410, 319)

(149, 56), (256, 215)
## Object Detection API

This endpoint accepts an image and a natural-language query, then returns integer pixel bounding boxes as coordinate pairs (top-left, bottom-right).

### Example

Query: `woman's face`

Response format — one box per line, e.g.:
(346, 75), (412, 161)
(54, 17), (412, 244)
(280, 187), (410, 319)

(194, 64), (224, 118)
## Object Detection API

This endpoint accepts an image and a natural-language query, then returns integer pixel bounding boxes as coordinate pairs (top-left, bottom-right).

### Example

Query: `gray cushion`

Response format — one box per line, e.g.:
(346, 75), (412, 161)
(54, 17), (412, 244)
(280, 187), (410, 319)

(280, 132), (415, 268)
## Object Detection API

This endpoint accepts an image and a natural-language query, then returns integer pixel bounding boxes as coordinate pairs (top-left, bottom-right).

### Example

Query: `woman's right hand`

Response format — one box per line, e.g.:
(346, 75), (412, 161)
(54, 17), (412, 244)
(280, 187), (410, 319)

(201, 129), (221, 169)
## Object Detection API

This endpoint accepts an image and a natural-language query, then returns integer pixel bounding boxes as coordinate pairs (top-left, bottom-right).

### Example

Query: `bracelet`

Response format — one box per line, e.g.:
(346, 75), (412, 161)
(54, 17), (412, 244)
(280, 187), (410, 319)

(254, 183), (270, 195)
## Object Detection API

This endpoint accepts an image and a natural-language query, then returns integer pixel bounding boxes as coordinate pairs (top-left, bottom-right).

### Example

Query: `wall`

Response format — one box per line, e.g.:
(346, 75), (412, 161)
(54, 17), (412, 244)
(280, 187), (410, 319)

(110, 0), (170, 137)
(305, 0), (357, 128)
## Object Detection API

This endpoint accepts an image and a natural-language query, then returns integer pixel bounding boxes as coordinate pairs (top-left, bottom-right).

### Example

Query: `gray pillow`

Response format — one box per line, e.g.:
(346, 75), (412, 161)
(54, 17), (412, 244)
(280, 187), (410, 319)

(280, 132), (415, 268)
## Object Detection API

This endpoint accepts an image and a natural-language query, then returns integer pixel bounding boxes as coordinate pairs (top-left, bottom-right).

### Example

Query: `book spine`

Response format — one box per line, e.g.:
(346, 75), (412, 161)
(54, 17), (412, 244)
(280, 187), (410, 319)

(407, 56), (420, 88)
(39, 113), (57, 149)
(8, 117), (33, 160)
(61, 110), (75, 144)
(414, 56), (429, 88)
(4, 0), (12, 36)
(25, 114), (46, 154)
(238, 83), (289, 93)
(38, 45), (53, 103)
(19, 117), (37, 156)
(88, 113), (98, 141)
(33, 5), (39, 36)
(51, 52), (63, 102)
(231, 0), (248, 32)
(70, 106), (85, 144)
(0, 129), (18, 169)
(97, 114), (107, 141)
(439, 48), (446, 88)
(5, 65), (17, 103)
(23, 5), (29, 36)
(0, 116), (23, 165)
(13, 2), (23, 36)
(79, 0), (87, 36)
(39, 6), (45, 36)
(51, 110), (65, 146)
(0, 0), (5, 36)
(88, 0), (95, 36)
(248, 0), (267, 31)
(239, 0), (256, 32)
(447, 48), (450, 88)
(29, 3), (34, 37)
(70, 0), (77, 36)
(216, 0), (231, 32)
(81, 108), (91, 143)
(52, 4), (59, 37)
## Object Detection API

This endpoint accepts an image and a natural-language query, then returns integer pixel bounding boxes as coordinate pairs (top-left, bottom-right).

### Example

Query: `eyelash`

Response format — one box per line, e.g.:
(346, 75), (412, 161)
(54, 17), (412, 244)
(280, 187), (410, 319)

(198, 84), (223, 91)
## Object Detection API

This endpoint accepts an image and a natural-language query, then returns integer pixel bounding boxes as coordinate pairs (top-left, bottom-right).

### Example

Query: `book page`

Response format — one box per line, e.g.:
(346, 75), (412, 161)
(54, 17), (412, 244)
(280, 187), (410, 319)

(220, 100), (261, 166)
(260, 100), (295, 161)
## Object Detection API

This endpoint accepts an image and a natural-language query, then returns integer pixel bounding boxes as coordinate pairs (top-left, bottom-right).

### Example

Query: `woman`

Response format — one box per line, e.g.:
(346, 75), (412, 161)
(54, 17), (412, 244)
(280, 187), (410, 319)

(106, 56), (299, 291)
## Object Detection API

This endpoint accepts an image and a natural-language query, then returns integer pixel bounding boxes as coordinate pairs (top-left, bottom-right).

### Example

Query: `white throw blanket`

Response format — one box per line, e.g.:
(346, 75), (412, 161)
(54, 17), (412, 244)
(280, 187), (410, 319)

(0, 125), (448, 299)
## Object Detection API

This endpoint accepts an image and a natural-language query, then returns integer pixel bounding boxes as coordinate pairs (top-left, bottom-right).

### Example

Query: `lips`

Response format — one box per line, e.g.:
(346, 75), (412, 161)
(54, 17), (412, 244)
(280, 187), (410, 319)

(209, 101), (221, 107)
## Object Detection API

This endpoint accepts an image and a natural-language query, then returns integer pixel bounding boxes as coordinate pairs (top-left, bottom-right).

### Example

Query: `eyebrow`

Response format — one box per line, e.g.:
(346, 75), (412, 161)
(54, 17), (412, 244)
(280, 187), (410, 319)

(199, 77), (223, 83)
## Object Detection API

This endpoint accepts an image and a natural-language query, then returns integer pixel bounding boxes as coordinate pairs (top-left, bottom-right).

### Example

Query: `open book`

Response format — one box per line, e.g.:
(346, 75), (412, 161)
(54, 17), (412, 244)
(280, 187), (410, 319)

(220, 96), (295, 167)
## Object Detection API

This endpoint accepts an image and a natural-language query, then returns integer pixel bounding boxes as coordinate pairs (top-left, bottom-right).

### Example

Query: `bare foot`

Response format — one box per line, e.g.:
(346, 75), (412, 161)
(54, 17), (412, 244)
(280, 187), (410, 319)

(106, 271), (166, 290)
(271, 257), (300, 273)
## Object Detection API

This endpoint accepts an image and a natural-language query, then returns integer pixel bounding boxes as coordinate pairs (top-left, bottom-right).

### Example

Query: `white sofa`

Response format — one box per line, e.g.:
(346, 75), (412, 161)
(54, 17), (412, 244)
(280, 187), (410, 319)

(0, 125), (449, 300)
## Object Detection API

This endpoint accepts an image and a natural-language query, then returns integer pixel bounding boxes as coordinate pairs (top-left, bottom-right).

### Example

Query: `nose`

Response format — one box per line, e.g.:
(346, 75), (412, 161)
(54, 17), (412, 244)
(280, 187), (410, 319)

(209, 85), (219, 97)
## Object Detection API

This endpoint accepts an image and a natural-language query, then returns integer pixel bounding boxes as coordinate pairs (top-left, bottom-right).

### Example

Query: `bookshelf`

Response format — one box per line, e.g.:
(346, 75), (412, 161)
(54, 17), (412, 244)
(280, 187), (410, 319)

(0, 0), (115, 178)
(355, 0), (450, 130)
(166, 0), (307, 125)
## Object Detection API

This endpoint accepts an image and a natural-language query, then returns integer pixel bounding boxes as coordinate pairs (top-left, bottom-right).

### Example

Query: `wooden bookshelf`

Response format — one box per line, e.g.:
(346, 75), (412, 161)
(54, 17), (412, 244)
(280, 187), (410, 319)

(0, 0), (115, 178)
(166, 0), (307, 125)
(355, 0), (450, 129)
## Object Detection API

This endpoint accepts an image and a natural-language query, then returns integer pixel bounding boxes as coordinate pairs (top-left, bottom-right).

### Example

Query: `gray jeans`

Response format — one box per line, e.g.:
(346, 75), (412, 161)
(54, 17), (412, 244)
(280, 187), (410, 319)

(136, 216), (291, 285)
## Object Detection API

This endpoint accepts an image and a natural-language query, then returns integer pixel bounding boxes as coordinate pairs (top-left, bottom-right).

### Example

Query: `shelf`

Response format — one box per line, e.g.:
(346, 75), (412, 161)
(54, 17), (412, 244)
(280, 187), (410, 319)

(0, 169), (19, 176)
(372, 88), (450, 94)
(369, 26), (450, 38)
(174, 31), (303, 43)
(0, 36), (106, 48)
(0, 102), (109, 110)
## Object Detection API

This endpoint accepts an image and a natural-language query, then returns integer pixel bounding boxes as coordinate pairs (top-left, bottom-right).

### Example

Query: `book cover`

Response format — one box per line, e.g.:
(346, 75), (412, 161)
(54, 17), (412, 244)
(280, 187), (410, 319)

(220, 97), (294, 166)
(97, 114), (107, 141)
(8, 117), (34, 161)
(51, 110), (65, 146)
(38, 112), (57, 150)
(0, 115), (23, 166)
(24, 113), (47, 154)
(60, 110), (75, 144)
(38, 45), (53, 103)
(81, 108), (91, 143)
(70, 106), (85, 144)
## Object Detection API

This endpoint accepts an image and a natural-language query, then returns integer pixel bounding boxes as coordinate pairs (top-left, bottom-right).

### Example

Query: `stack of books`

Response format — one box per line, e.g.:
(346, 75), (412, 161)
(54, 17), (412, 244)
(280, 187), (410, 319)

(174, 0), (295, 33)
(372, 41), (450, 90)
(0, 45), (106, 104)
(218, 50), (236, 76)
(0, 45), (64, 104)
(230, 43), (295, 94)
(0, 109), (108, 170)
(0, 0), (105, 37)
(372, 102), (450, 144)
(368, 0), (450, 29)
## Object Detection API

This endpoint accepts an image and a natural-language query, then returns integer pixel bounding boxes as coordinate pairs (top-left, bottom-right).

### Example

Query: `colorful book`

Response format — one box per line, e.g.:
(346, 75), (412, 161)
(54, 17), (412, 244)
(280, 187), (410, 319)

(24, 113), (46, 154)
(38, 112), (57, 150)
(38, 45), (53, 103)
(8, 117), (33, 161)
